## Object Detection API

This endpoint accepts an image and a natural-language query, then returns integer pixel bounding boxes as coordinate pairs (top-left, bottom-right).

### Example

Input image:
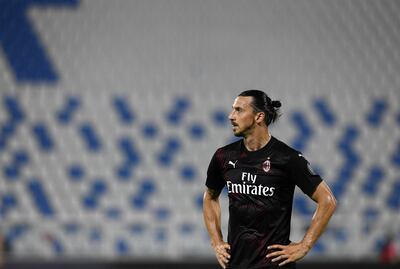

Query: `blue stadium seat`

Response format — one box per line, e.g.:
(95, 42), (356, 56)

(363, 208), (379, 225)
(362, 166), (385, 196)
(313, 98), (336, 127)
(51, 238), (64, 255)
(174, 97), (190, 112)
(294, 196), (313, 217)
(166, 111), (181, 125)
(157, 152), (173, 166)
(13, 149), (29, 165)
(56, 96), (81, 124)
(116, 238), (130, 255)
(165, 137), (181, 153)
(1, 120), (17, 138)
(118, 137), (141, 166)
(366, 99), (388, 127)
(188, 123), (206, 140)
(3, 164), (20, 180)
(91, 179), (108, 196)
(5, 224), (29, 246)
(180, 165), (196, 182)
(79, 122), (102, 152)
(212, 110), (228, 127)
(3, 149), (29, 181)
(154, 207), (170, 222)
(113, 97), (135, 125)
(116, 164), (133, 180)
(157, 137), (181, 166)
(310, 240), (326, 254)
(290, 111), (313, 151)
(195, 193), (203, 210)
(130, 195), (148, 210)
(27, 179), (55, 217)
(386, 181), (400, 210)
(332, 228), (348, 243)
(2, 193), (17, 208)
(166, 97), (190, 125)
(142, 122), (158, 139)
(82, 195), (98, 210)
(4, 96), (25, 123)
(32, 123), (55, 152)
(0, 137), (6, 152)
(180, 223), (195, 235)
(391, 141), (400, 167)
(67, 164), (85, 182)
(140, 179), (156, 195)
(1, 193), (18, 217)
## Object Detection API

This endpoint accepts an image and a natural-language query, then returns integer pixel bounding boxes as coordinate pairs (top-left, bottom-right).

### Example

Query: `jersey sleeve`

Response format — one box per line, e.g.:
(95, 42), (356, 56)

(205, 149), (226, 192)
(287, 153), (322, 197)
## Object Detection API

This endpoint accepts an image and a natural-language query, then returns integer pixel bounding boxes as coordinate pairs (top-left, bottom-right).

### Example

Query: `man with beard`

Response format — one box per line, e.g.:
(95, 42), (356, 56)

(203, 90), (336, 268)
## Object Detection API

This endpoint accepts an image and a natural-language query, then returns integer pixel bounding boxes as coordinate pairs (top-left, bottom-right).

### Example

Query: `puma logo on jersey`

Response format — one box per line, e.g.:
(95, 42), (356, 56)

(228, 160), (238, 168)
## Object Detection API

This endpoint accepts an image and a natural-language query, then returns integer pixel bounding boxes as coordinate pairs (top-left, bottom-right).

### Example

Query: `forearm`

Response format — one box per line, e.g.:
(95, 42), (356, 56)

(203, 190), (223, 246)
(301, 186), (337, 250)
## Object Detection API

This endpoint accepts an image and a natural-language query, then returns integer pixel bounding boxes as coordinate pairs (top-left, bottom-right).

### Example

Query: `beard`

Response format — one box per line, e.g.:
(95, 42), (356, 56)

(233, 128), (244, 137)
(232, 125), (247, 137)
(231, 124), (242, 137)
(232, 121), (256, 137)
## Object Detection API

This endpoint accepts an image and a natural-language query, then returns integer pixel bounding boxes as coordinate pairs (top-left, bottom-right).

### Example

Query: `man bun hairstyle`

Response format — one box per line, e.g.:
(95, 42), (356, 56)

(238, 89), (281, 126)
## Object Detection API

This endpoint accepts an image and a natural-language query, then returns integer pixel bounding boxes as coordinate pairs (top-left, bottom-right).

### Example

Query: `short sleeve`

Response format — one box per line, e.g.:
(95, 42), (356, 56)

(205, 149), (226, 192)
(287, 153), (322, 197)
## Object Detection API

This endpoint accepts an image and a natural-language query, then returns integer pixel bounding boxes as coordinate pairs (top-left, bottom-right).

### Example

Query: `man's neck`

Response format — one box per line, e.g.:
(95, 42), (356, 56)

(243, 128), (271, 151)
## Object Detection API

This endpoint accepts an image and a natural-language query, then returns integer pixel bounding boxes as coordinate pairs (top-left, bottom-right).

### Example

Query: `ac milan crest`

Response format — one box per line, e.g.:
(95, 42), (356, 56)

(262, 158), (271, 173)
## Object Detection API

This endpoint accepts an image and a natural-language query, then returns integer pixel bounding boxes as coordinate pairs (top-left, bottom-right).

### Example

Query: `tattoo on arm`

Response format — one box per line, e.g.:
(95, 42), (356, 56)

(207, 188), (221, 200)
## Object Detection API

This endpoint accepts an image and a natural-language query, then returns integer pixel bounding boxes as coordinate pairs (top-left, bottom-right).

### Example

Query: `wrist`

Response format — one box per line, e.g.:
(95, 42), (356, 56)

(300, 240), (312, 252)
(211, 239), (224, 248)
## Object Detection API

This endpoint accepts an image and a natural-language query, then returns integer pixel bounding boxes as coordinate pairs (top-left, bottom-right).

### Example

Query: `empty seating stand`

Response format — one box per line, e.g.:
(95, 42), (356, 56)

(0, 0), (400, 262)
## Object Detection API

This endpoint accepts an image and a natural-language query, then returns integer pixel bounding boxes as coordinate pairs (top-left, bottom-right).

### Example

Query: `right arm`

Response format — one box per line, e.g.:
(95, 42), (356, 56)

(203, 187), (230, 269)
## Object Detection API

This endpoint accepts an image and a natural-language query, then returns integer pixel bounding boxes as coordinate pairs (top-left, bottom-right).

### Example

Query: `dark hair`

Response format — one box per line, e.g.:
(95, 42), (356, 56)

(238, 89), (281, 126)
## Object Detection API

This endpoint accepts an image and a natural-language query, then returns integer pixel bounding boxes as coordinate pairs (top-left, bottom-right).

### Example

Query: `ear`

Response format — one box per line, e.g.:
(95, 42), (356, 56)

(255, 112), (265, 124)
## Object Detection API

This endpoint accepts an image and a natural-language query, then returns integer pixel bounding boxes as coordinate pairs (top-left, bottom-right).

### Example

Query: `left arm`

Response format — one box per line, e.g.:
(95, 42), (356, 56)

(267, 181), (337, 266)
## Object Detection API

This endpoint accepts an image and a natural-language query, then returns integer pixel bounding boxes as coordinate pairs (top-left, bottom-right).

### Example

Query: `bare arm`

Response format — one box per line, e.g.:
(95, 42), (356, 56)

(203, 187), (230, 268)
(301, 181), (337, 249)
(267, 181), (337, 266)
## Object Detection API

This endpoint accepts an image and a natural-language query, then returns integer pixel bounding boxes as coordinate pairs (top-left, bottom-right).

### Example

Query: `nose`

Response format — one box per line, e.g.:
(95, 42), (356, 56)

(228, 110), (235, 121)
